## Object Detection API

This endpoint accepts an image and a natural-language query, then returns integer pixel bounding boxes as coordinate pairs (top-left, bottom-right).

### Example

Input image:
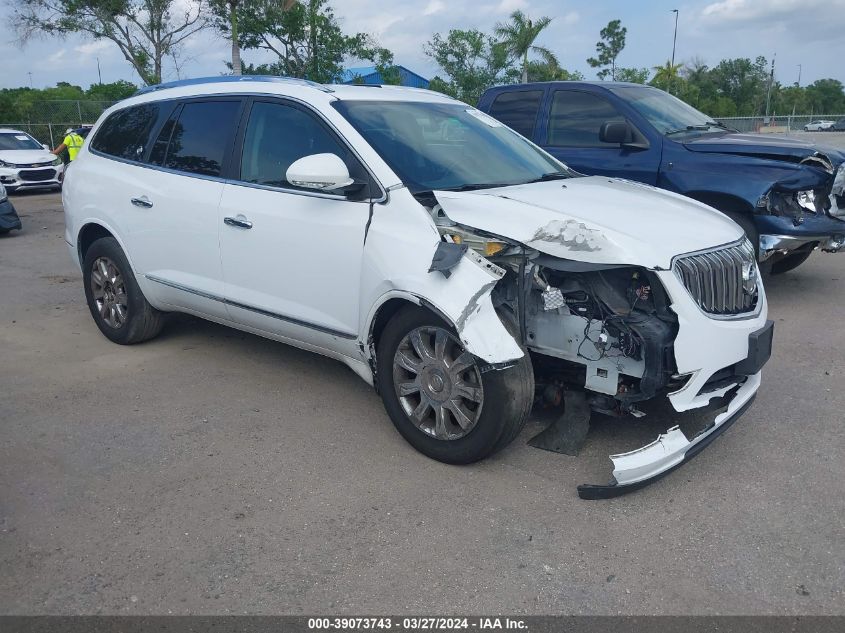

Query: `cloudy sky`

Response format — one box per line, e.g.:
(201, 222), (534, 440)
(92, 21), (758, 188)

(1, 0), (843, 91)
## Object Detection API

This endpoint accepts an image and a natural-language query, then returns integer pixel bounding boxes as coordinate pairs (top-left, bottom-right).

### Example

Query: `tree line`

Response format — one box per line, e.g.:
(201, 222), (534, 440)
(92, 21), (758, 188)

(425, 12), (845, 115)
(4, 1), (844, 122)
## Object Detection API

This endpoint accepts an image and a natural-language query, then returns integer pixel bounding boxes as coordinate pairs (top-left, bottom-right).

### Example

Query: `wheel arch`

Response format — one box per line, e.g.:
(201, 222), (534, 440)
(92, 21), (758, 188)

(77, 222), (114, 265)
(684, 191), (755, 215)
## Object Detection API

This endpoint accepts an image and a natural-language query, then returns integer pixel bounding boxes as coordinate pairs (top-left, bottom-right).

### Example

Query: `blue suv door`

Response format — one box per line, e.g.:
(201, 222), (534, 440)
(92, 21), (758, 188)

(538, 88), (662, 185)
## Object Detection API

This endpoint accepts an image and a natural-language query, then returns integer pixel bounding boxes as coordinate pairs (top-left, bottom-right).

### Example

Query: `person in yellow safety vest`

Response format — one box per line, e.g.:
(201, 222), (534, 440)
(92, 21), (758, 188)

(52, 128), (84, 162)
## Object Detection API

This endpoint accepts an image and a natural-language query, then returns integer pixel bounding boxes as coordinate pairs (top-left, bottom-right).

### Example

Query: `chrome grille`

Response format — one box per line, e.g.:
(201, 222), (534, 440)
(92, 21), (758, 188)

(673, 240), (758, 317)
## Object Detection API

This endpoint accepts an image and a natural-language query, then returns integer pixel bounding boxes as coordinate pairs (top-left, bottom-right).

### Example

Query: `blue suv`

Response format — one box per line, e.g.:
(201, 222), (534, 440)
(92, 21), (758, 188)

(478, 82), (845, 274)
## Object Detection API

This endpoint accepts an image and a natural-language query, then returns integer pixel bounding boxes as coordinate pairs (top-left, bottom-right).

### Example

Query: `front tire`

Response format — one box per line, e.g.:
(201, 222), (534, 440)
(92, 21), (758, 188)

(82, 237), (164, 344)
(376, 306), (533, 464)
(720, 210), (760, 259)
(770, 246), (813, 275)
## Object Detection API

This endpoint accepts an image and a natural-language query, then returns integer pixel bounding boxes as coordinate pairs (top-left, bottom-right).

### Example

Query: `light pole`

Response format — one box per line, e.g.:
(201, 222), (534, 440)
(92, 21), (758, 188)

(796, 64), (802, 87)
(27, 71), (33, 88)
(670, 9), (679, 67)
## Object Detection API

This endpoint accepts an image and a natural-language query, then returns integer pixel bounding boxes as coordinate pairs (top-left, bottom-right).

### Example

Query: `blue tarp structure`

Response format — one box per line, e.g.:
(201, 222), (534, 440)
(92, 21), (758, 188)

(339, 66), (430, 88)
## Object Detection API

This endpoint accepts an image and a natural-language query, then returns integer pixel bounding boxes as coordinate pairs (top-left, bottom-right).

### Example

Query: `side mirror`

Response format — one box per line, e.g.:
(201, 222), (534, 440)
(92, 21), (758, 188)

(599, 121), (649, 150)
(599, 121), (633, 144)
(286, 153), (354, 191)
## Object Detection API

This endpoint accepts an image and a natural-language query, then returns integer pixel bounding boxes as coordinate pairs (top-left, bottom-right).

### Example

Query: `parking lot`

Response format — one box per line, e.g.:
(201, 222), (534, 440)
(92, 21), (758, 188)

(1, 188), (844, 616)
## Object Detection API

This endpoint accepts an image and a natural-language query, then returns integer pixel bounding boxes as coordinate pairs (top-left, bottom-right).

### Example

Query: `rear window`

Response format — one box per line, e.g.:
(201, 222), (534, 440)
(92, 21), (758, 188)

(487, 90), (543, 139)
(150, 100), (241, 177)
(90, 104), (166, 161)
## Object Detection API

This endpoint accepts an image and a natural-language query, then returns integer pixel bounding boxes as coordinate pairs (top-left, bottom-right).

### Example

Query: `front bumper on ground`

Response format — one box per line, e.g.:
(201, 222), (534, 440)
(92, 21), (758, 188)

(578, 372), (760, 499)
(0, 199), (22, 231)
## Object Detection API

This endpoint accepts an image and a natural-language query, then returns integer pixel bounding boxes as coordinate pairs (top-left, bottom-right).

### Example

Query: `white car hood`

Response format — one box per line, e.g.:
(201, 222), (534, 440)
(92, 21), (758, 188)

(0, 149), (55, 165)
(434, 177), (744, 270)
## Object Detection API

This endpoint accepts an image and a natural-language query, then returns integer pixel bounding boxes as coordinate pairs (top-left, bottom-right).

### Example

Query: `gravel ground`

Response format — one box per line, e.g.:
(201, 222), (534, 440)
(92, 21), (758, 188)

(1, 190), (844, 616)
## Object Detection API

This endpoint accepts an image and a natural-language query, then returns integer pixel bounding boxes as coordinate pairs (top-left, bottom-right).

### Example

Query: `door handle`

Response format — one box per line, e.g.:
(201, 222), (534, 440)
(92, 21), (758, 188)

(224, 215), (253, 229)
(130, 196), (153, 208)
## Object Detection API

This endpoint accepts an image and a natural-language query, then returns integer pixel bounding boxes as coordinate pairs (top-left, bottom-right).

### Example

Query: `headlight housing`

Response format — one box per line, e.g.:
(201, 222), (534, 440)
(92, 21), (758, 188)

(0, 183), (7, 202)
(0, 159), (11, 168)
(438, 226), (508, 257)
(52, 156), (63, 166)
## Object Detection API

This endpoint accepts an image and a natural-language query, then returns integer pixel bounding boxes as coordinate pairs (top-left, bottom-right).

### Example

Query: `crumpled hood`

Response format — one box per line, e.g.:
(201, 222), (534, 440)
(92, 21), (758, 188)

(434, 177), (743, 270)
(0, 149), (56, 166)
(683, 132), (845, 167)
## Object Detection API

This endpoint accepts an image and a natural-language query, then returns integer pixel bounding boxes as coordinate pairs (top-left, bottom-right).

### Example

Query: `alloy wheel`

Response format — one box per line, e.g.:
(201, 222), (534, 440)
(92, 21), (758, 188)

(90, 256), (128, 329)
(392, 326), (484, 440)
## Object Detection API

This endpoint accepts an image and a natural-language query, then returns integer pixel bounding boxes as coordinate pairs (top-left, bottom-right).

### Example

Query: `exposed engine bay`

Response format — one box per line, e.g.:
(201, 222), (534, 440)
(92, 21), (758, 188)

(424, 196), (680, 417)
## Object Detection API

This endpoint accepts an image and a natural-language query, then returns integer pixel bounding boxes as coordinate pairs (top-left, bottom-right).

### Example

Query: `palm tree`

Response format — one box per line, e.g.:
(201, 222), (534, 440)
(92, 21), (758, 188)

(652, 60), (684, 93)
(494, 10), (557, 84)
(223, 0), (298, 76)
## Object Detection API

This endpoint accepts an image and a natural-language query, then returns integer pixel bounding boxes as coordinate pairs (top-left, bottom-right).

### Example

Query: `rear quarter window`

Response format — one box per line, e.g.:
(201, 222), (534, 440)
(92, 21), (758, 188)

(487, 90), (543, 139)
(90, 103), (168, 161)
(148, 100), (242, 177)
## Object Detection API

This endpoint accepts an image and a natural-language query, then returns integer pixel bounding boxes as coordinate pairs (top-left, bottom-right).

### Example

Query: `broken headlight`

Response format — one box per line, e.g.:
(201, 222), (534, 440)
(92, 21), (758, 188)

(796, 190), (816, 213)
(439, 226), (507, 257)
(767, 189), (820, 221)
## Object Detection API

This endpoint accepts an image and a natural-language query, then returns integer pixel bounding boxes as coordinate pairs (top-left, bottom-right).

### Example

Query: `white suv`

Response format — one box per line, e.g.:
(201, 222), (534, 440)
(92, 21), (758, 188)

(62, 77), (773, 498)
(0, 128), (65, 192)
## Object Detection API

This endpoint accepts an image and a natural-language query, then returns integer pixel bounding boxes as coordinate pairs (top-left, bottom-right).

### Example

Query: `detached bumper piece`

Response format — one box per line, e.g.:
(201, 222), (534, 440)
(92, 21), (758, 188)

(578, 374), (760, 499)
(0, 200), (22, 231)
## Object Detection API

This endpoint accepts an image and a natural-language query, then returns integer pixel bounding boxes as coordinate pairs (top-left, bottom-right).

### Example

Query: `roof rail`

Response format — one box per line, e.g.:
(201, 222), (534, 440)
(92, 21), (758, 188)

(134, 75), (334, 96)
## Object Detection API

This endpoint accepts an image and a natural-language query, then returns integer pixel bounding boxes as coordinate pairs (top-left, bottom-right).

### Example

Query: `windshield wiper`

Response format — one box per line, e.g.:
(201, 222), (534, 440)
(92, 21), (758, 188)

(522, 171), (571, 184)
(704, 120), (737, 132)
(440, 183), (510, 192)
(666, 122), (734, 136)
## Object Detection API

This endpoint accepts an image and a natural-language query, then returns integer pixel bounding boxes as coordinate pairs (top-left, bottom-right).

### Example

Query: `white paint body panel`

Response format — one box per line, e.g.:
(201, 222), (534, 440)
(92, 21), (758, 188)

(435, 178), (744, 270)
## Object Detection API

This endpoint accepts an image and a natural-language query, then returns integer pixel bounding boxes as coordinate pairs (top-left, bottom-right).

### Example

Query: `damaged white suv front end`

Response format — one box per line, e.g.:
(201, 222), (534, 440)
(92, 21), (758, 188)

(334, 94), (772, 499)
(430, 180), (770, 498)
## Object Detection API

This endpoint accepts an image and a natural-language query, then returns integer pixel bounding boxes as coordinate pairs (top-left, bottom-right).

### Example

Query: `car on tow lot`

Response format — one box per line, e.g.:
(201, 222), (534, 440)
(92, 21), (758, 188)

(62, 77), (773, 498)
(831, 118), (845, 132)
(0, 183), (22, 234)
(804, 120), (835, 131)
(0, 128), (65, 193)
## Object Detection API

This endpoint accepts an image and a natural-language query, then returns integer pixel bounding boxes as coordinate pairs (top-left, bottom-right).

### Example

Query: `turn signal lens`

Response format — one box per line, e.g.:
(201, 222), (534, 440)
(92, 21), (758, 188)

(442, 229), (507, 258)
(484, 241), (505, 256)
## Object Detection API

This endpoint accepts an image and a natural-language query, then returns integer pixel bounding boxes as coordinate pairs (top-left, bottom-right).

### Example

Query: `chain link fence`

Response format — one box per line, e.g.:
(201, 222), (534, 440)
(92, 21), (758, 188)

(718, 114), (845, 133)
(1, 100), (115, 147)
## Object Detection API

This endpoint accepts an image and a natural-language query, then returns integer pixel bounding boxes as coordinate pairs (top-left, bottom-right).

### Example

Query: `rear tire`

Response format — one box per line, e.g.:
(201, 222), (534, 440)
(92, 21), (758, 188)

(82, 237), (165, 344)
(376, 306), (533, 464)
(770, 247), (813, 275)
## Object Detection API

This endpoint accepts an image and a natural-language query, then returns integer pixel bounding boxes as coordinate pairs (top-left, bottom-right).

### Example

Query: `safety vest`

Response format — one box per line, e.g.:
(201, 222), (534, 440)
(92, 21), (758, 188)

(64, 133), (84, 161)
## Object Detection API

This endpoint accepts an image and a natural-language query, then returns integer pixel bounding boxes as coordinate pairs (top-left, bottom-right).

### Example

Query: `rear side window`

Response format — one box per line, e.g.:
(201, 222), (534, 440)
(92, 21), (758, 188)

(90, 104), (165, 160)
(239, 101), (352, 189)
(487, 90), (542, 139)
(151, 100), (241, 177)
(547, 91), (625, 147)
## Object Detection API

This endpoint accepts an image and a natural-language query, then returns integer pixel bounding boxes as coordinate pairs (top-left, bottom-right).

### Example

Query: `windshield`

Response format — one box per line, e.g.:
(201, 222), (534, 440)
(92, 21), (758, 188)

(333, 101), (570, 193)
(609, 86), (728, 136)
(0, 132), (42, 151)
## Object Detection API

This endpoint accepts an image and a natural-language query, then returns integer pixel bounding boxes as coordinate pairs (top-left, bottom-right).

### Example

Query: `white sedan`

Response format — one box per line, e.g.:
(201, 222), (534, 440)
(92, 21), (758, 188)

(0, 128), (65, 192)
(804, 120), (835, 131)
